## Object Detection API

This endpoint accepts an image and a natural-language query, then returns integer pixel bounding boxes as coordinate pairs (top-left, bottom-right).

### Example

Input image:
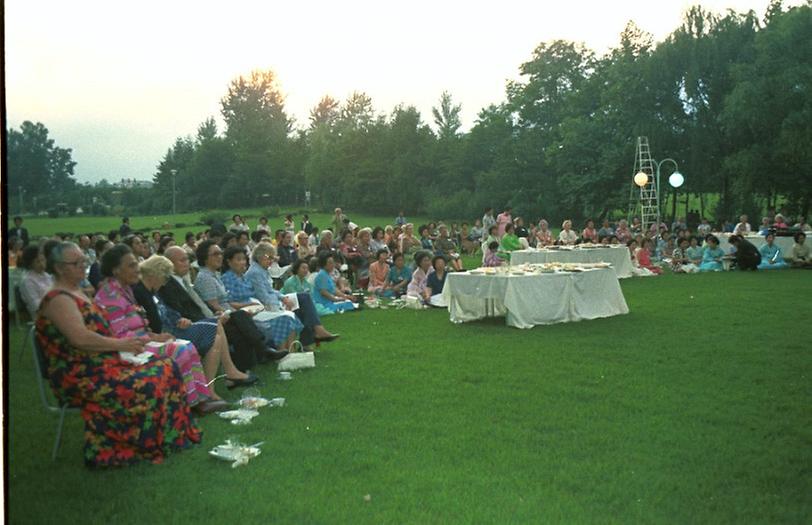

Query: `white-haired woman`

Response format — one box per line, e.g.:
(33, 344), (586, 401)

(558, 220), (578, 245)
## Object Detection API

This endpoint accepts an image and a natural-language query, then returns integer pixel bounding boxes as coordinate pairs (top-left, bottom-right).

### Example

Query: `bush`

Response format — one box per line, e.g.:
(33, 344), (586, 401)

(199, 212), (228, 226)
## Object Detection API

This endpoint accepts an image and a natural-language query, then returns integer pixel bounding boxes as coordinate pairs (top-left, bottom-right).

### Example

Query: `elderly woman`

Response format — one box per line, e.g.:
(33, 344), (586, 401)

(387, 252), (411, 297)
(558, 220), (578, 245)
(434, 225), (464, 271)
(134, 255), (256, 396)
(295, 231), (316, 261)
(399, 224), (422, 260)
(535, 220), (554, 247)
(221, 246), (301, 352)
(758, 233), (789, 270)
(789, 232), (812, 268)
(368, 249), (393, 297)
(313, 253), (357, 314)
(407, 252), (434, 302)
(94, 245), (219, 412)
(614, 220), (632, 244)
(18, 244), (54, 318)
(246, 243), (338, 348)
(193, 240), (287, 363)
(36, 242), (200, 467)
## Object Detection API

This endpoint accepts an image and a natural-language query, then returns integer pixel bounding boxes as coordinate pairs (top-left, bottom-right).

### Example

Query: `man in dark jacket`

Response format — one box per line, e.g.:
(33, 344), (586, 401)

(8, 216), (29, 246)
(729, 234), (760, 271)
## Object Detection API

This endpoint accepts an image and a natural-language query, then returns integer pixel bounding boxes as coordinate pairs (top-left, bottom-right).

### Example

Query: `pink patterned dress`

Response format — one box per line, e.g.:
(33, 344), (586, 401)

(94, 278), (212, 407)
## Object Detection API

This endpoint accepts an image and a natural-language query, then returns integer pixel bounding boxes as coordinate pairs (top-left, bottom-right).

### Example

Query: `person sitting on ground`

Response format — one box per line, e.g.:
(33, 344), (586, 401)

(699, 235), (725, 272)
(685, 236), (704, 266)
(94, 244), (220, 412)
(459, 223), (476, 255)
(219, 232), (238, 251)
(157, 235), (176, 255)
(757, 233), (789, 270)
(614, 219), (632, 244)
(295, 231), (316, 261)
(88, 238), (113, 289)
(581, 219), (599, 243)
(148, 231), (161, 255)
(37, 241), (200, 467)
(469, 219), (485, 245)
(256, 216), (271, 235)
(229, 214), (249, 233)
(434, 224), (464, 271)
(789, 232), (811, 268)
(425, 255), (449, 308)
(728, 234), (761, 271)
(313, 253), (357, 314)
(387, 252), (412, 297)
(135, 256), (253, 407)
(370, 227), (389, 255)
(18, 244), (54, 318)
(246, 243), (338, 349)
(407, 252), (434, 303)
(499, 223), (522, 259)
(635, 239), (662, 275)
(793, 217), (811, 232)
(419, 225), (434, 251)
(221, 246), (301, 352)
(182, 232), (197, 257)
(281, 260), (324, 310)
(671, 237), (698, 273)
(308, 226), (320, 248)
(339, 230), (366, 282)
(481, 224), (500, 259)
(398, 223), (421, 260)
(558, 220), (578, 245)
(355, 227), (375, 286)
(368, 249), (393, 297)
(696, 218), (711, 238)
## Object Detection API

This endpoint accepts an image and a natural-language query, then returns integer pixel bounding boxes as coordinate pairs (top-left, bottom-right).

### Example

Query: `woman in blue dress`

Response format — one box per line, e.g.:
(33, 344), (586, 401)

(699, 235), (725, 272)
(387, 252), (412, 297)
(757, 233), (789, 270)
(313, 253), (357, 313)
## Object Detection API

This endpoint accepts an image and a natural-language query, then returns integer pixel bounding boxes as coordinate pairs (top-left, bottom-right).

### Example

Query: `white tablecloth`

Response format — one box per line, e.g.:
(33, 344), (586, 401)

(442, 267), (629, 329)
(510, 246), (634, 279)
(716, 233), (796, 255)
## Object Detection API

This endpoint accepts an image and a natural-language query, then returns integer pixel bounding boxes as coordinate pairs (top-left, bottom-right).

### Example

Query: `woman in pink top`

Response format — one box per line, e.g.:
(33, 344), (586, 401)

(496, 207), (513, 237)
(367, 249), (393, 297)
(535, 220), (553, 247)
(581, 219), (598, 243)
(635, 239), (662, 275)
(407, 252), (434, 302)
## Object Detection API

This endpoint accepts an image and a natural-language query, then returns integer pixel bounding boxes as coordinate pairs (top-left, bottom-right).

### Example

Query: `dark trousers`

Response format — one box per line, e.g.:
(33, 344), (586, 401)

(736, 253), (760, 271)
(293, 293), (322, 346)
(223, 310), (266, 371)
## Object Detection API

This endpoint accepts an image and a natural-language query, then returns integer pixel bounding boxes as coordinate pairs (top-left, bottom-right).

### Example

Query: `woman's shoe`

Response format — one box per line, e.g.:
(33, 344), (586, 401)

(225, 372), (259, 390)
(315, 333), (340, 343)
(194, 399), (232, 415)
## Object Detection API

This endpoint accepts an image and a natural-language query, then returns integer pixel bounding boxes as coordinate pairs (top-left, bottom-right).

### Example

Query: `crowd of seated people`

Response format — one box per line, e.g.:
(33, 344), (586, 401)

(9, 206), (812, 468)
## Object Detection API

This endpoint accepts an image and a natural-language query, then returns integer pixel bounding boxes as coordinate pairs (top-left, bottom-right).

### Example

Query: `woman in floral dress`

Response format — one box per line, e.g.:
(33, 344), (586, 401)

(36, 242), (200, 467)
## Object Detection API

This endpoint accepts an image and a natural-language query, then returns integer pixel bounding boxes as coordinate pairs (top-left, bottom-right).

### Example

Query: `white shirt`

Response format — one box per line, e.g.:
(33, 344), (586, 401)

(558, 230), (578, 244)
(734, 222), (752, 234)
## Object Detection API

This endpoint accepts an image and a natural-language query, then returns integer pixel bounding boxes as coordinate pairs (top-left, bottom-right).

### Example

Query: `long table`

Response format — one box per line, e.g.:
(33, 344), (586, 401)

(442, 267), (629, 329)
(510, 245), (634, 279)
(716, 233), (797, 256)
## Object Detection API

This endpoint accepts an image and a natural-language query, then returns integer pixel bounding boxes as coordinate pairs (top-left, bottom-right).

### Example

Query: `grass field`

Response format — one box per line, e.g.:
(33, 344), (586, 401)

(6, 269), (811, 523)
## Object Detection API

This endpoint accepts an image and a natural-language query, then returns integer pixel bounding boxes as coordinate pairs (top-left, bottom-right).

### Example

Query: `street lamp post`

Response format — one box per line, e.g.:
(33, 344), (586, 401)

(655, 158), (682, 231)
(170, 169), (177, 216)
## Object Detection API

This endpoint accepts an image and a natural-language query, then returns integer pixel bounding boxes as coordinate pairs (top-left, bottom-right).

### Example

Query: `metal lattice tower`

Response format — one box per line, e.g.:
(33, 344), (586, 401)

(627, 137), (659, 234)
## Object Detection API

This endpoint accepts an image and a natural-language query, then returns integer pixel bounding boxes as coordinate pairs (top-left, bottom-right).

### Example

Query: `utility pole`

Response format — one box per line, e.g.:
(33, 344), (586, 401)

(170, 169), (177, 216)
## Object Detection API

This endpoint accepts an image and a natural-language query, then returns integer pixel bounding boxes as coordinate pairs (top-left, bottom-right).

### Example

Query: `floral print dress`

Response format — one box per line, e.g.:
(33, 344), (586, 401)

(36, 290), (201, 467)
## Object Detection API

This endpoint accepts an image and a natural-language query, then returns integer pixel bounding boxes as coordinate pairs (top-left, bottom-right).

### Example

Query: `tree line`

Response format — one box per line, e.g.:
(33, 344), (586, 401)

(7, 2), (811, 225)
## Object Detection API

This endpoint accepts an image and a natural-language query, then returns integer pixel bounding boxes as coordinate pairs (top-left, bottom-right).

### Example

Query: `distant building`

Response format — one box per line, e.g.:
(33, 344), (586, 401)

(116, 178), (153, 189)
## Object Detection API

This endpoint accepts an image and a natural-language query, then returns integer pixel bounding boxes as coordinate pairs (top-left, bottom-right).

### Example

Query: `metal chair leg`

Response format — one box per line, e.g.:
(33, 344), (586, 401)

(52, 406), (68, 461)
(19, 325), (33, 363)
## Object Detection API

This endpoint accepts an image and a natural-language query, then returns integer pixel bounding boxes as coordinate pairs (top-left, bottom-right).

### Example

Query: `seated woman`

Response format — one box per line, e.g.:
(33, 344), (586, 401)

(481, 225), (500, 261)
(699, 235), (725, 272)
(37, 241), (200, 467)
(483, 241), (504, 267)
(627, 240), (654, 277)
(671, 237), (699, 273)
(295, 231), (316, 261)
(581, 219), (599, 243)
(221, 246), (302, 352)
(758, 233), (789, 270)
(282, 260), (334, 317)
(789, 232), (812, 268)
(459, 223), (476, 255)
(18, 244), (54, 318)
(355, 228), (375, 286)
(387, 252), (412, 297)
(615, 220), (632, 244)
(277, 231), (298, 267)
(468, 219), (485, 246)
(134, 255), (256, 395)
(685, 236), (704, 266)
(246, 243), (338, 348)
(407, 252), (434, 303)
(499, 223), (522, 260)
(535, 220), (554, 247)
(598, 219), (615, 240)
(368, 249), (394, 297)
(398, 224), (422, 261)
(425, 255), (448, 308)
(313, 253), (357, 314)
(88, 238), (113, 289)
(419, 225), (434, 251)
(558, 220), (578, 245)
(635, 239), (662, 275)
(369, 227), (389, 255)
(94, 244), (220, 412)
(433, 225), (464, 271)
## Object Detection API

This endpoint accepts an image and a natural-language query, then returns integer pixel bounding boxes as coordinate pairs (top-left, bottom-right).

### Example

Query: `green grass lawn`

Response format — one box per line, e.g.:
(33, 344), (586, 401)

(6, 270), (812, 523)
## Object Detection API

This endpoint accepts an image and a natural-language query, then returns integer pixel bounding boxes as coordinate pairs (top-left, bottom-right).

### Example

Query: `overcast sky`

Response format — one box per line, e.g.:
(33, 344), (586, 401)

(5, 0), (800, 183)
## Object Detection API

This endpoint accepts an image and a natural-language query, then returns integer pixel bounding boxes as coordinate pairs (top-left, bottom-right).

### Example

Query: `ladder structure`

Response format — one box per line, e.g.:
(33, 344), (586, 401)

(627, 136), (659, 234)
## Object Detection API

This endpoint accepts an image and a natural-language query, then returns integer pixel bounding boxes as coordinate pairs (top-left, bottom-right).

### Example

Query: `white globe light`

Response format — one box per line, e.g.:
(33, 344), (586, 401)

(668, 171), (684, 188)
(634, 172), (649, 187)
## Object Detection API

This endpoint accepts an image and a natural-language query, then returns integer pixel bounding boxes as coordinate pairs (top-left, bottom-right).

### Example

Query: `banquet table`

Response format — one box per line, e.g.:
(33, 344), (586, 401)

(442, 267), (629, 329)
(510, 245), (634, 279)
(716, 233), (797, 256)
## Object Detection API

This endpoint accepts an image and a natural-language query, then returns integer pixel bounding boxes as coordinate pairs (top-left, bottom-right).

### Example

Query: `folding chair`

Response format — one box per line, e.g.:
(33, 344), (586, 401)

(13, 285), (29, 329)
(31, 336), (79, 461)
(17, 322), (35, 362)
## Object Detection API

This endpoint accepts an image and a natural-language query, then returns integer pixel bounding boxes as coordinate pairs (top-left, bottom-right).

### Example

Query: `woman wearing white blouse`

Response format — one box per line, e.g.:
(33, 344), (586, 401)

(558, 220), (578, 245)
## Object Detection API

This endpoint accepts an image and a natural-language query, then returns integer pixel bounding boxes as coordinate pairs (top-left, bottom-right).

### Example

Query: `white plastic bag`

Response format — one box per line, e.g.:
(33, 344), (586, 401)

(277, 352), (315, 372)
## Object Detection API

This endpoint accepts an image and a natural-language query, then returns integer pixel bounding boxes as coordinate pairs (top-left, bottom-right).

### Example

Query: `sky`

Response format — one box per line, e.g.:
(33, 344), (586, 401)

(4, 0), (801, 183)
